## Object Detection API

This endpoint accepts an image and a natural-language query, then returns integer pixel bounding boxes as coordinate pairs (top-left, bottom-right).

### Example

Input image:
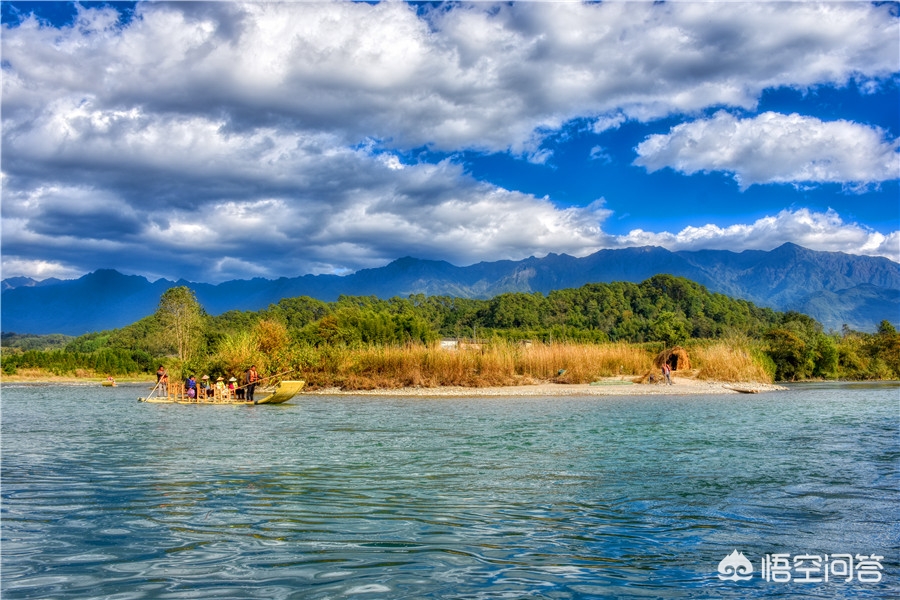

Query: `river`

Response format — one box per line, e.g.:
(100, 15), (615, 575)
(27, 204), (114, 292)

(2, 382), (897, 598)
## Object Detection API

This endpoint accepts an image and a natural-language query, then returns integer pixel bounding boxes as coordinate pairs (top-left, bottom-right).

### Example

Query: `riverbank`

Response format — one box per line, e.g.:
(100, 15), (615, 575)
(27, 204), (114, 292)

(1, 373), (786, 395)
(304, 377), (787, 397)
(0, 374), (155, 384)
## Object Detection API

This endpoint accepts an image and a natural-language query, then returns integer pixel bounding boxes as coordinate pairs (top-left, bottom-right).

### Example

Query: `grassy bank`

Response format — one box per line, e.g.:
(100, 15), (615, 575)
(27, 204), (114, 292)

(1, 341), (776, 389)
(299, 340), (773, 390)
(689, 341), (774, 383)
(0, 367), (154, 384)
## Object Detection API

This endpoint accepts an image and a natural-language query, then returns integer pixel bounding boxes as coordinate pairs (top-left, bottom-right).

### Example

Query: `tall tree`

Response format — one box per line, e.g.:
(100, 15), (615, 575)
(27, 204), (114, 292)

(155, 287), (204, 364)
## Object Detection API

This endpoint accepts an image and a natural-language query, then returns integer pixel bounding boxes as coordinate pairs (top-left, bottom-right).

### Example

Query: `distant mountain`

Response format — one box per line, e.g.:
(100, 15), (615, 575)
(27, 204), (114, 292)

(2, 243), (898, 335)
(2, 276), (62, 292)
(797, 285), (900, 333)
(1, 270), (175, 336)
(2, 277), (36, 292)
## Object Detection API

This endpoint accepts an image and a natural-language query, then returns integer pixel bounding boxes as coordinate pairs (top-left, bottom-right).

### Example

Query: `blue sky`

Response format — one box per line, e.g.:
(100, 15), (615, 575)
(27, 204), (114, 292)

(2, 1), (898, 283)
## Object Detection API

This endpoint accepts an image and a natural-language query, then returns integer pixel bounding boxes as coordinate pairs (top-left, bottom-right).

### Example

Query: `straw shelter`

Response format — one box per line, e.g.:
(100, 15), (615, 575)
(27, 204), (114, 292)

(654, 346), (692, 372)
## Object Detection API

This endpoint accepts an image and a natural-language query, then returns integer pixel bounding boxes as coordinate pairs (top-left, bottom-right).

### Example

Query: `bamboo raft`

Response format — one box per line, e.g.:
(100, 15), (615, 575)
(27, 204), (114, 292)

(140, 379), (305, 405)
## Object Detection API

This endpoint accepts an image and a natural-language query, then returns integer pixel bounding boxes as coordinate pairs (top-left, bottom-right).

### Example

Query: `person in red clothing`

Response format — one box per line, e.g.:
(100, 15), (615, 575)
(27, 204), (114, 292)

(245, 365), (259, 402)
(662, 362), (673, 385)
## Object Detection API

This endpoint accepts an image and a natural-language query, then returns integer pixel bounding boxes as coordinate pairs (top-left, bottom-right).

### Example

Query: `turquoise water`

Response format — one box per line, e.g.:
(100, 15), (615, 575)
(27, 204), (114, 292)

(2, 383), (897, 598)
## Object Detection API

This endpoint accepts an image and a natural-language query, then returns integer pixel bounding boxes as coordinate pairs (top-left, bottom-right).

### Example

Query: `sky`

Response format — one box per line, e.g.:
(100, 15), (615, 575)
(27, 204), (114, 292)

(1, 0), (898, 284)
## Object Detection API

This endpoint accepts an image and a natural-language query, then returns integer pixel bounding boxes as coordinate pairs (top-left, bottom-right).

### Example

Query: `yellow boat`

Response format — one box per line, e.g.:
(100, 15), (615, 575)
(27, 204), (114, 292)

(139, 380), (305, 405)
(255, 380), (306, 404)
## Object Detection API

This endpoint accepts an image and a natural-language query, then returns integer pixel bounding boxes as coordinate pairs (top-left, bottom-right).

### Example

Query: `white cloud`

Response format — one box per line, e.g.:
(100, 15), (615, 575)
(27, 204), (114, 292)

(589, 146), (612, 163)
(0, 145), (614, 282)
(592, 114), (626, 134)
(613, 208), (900, 262)
(634, 111), (900, 189)
(0, 257), (83, 281)
(3, 2), (897, 153)
(1, 1), (898, 282)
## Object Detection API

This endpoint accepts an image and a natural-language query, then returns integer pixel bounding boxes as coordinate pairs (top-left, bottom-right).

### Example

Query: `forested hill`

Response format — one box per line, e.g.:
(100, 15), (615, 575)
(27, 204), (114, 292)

(3, 243), (898, 334)
(220, 274), (785, 346)
(8, 275), (899, 382)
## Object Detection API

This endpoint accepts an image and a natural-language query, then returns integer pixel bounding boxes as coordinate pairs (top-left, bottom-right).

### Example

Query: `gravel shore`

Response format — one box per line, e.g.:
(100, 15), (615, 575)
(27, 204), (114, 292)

(305, 377), (787, 397)
(2, 375), (787, 396)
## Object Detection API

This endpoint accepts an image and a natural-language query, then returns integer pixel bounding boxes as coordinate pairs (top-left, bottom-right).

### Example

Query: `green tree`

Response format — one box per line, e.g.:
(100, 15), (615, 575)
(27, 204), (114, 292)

(265, 296), (331, 332)
(869, 320), (900, 378)
(811, 334), (839, 378)
(155, 287), (205, 364)
(650, 310), (690, 346)
(765, 327), (812, 381)
(486, 292), (544, 329)
(877, 320), (897, 335)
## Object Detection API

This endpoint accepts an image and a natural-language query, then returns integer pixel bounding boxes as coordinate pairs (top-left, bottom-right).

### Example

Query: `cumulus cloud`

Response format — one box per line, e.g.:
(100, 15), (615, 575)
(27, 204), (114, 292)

(1, 1), (898, 282)
(0, 257), (83, 281)
(634, 111), (900, 189)
(592, 114), (627, 134)
(613, 208), (900, 263)
(3, 2), (897, 153)
(0, 143), (614, 282)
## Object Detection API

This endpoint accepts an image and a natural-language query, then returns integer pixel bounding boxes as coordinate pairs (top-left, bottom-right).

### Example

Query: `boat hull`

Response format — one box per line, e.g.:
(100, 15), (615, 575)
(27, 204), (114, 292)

(254, 380), (305, 404)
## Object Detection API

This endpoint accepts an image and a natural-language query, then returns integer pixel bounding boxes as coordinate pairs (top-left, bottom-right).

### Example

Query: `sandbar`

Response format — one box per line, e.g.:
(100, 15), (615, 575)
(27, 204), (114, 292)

(305, 378), (787, 397)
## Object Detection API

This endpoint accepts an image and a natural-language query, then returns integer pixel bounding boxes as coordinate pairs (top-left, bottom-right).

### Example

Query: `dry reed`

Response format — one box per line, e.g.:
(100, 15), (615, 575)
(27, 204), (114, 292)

(690, 342), (772, 383)
(302, 341), (655, 389)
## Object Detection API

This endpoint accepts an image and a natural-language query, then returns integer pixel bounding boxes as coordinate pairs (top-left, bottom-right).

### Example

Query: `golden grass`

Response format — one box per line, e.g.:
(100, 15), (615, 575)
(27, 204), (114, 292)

(689, 342), (772, 383)
(302, 341), (655, 389)
(0, 367), (153, 383)
(1, 340), (774, 388)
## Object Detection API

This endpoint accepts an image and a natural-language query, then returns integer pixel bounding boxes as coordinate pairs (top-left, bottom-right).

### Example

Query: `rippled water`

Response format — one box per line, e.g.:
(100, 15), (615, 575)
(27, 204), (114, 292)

(2, 382), (897, 598)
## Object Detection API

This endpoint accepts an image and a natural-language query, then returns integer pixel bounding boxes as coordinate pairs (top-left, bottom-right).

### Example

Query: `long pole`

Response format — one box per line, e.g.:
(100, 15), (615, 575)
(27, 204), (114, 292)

(146, 368), (167, 400)
(233, 369), (296, 391)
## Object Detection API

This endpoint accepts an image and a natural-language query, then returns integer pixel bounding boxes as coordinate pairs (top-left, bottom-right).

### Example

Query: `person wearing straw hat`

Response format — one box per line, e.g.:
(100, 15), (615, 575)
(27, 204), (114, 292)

(200, 375), (213, 398)
(215, 376), (226, 400)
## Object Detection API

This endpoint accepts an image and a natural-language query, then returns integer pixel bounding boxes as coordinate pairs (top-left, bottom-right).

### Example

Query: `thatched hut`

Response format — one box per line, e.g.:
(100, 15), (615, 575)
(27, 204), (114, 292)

(654, 346), (691, 372)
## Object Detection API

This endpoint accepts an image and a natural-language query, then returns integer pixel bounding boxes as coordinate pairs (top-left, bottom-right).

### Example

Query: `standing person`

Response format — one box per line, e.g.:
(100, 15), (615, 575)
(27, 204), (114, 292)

(245, 365), (259, 403)
(662, 362), (673, 385)
(155, 365), (167, 397)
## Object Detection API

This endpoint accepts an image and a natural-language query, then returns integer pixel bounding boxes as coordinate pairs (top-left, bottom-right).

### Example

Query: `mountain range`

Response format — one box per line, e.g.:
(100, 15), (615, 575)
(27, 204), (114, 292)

(2, 243), (898, 336)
